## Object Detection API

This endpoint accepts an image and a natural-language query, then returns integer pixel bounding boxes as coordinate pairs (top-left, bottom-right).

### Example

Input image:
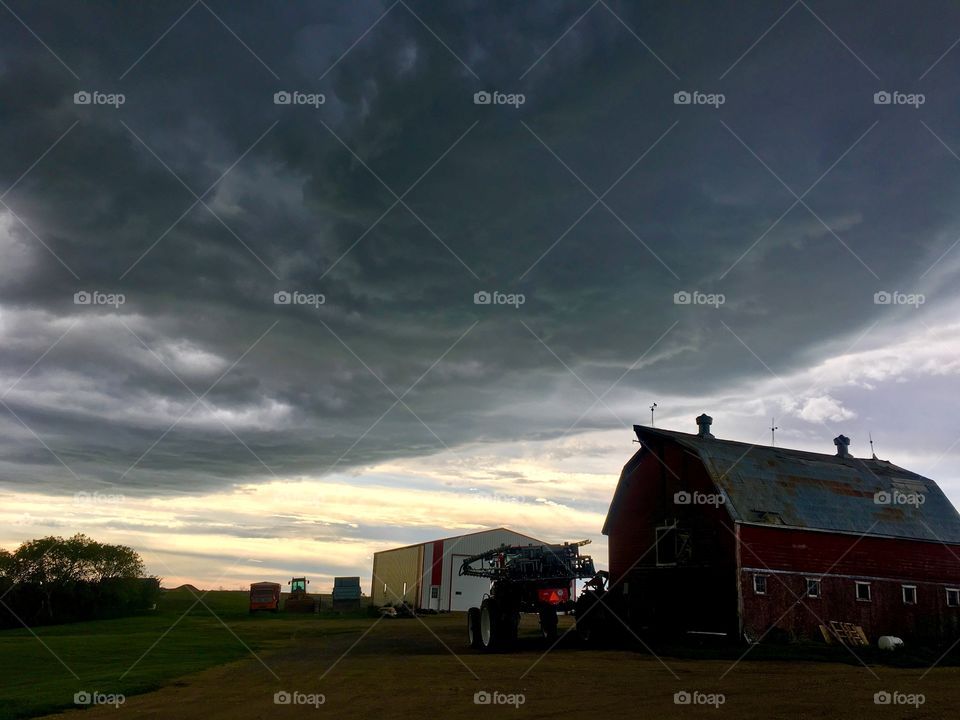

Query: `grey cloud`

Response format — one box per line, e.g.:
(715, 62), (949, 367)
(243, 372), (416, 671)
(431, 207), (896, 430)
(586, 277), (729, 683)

(2, 1), (960, 498)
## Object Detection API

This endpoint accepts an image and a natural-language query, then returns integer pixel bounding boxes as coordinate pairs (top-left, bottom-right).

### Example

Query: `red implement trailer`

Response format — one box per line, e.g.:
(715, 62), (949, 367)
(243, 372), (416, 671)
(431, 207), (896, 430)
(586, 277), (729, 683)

(249, 582), (281, 613)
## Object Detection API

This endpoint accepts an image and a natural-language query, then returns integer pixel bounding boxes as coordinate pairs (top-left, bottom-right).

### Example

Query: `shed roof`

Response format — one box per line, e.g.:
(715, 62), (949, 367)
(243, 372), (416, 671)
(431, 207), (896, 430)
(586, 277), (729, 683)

(373, 527), (547, 555)
(605, 424), (960, 544)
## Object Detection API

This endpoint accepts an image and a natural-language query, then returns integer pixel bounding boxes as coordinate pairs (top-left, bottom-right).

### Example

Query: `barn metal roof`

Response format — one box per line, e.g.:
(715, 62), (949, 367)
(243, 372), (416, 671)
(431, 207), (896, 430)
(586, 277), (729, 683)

(630, 425), (960, 544)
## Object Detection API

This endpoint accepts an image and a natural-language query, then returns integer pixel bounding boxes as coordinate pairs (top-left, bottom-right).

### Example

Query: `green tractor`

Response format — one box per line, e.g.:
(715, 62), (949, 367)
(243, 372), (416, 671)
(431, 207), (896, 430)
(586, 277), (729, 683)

(284, 576), (317, 613)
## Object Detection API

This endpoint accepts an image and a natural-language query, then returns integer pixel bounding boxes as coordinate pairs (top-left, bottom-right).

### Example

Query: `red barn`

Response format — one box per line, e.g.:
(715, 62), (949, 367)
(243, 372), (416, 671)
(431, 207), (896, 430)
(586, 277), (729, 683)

(602, 414), (960, 643)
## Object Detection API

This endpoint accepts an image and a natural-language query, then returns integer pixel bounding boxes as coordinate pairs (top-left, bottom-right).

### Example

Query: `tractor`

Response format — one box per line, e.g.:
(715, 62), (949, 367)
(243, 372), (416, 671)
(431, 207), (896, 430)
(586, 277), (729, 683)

(284, 576), (317, 613)
(461, 540), (597, 651)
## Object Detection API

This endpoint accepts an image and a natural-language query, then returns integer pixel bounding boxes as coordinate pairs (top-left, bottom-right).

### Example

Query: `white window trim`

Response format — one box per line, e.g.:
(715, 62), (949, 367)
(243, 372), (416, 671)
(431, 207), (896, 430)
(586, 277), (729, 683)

(855, 581), (871, 602)
(901, 585), (917, 605)
(946, 587), (960, 608)
(753, 574), (768, 595)
(806, 577), (821, 598)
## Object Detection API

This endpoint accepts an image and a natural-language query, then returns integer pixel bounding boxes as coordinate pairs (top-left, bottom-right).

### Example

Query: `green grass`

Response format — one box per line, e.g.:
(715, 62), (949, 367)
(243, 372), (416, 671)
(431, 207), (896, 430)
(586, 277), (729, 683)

(0, 590), (367, 720)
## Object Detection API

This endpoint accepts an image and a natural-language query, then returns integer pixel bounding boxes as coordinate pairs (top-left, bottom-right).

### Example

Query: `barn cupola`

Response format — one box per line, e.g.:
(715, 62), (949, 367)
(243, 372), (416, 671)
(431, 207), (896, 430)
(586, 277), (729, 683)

(696, 413), (714, 439)
(834, 434), (851, 458)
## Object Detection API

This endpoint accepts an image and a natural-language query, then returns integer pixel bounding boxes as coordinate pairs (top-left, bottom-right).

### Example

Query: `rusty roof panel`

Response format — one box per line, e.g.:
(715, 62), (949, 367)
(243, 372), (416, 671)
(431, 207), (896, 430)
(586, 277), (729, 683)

(634, 425), (960, 544)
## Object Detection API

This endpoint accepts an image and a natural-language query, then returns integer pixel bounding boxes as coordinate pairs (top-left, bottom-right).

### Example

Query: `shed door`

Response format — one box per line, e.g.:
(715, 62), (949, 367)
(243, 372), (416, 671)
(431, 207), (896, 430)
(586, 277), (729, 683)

(449, 554), (492, 611)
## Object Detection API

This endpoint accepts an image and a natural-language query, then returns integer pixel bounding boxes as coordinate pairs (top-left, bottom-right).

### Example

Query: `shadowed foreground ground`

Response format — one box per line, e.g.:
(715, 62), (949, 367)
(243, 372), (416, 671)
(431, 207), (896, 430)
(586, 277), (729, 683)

(38, 612), (960, 719)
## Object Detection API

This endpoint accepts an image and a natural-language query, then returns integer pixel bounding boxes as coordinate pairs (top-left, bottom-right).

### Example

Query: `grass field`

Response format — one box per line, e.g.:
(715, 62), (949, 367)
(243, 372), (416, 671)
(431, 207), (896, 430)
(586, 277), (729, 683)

(4, 592), (960, 719)
(0, 589), (369, 720)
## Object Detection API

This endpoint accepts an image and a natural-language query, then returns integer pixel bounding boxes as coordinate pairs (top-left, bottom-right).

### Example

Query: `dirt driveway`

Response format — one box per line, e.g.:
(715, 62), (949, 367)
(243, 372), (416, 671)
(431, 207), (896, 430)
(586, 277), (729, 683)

(42, 614), (959, 719)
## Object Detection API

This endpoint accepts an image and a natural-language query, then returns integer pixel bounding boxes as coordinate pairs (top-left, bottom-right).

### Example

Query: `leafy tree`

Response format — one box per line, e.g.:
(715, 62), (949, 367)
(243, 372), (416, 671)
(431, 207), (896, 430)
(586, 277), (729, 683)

(1, 535), (151, 620)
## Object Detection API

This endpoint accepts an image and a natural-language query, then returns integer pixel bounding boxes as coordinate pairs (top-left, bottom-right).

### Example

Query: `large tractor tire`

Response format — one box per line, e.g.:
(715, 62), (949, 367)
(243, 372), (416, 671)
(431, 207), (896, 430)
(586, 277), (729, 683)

(467, 607), (482, 649)
(539, 606), (559, 642)
(479, 598), (501, 651)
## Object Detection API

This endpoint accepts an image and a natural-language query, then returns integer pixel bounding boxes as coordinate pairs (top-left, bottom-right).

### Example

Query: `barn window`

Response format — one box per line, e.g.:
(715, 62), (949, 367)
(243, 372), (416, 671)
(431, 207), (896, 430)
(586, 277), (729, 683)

(430, 586), (439, 599)
(855, 581), (871, 602)
(656, 525), (689, 566)
(753, 574), (767, 595)
(946, 588), (960, 607)
(806, 578), (821, 598)
(901, 585), (917, 605)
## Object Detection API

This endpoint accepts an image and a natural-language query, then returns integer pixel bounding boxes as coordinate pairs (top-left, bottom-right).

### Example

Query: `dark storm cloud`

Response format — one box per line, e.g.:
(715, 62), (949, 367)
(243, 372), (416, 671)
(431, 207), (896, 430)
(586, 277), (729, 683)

(2, 0), (960, 493)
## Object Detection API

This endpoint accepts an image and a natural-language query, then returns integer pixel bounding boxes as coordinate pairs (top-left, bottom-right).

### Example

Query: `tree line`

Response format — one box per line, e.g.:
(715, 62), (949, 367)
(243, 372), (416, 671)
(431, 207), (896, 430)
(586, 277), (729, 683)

(0, 534), (160, 628)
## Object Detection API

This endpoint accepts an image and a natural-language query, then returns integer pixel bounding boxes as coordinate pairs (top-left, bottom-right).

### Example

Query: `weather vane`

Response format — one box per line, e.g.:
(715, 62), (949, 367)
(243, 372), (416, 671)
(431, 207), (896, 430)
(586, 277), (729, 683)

(771, 417), (778, 447)
(650, 402), (658, 427)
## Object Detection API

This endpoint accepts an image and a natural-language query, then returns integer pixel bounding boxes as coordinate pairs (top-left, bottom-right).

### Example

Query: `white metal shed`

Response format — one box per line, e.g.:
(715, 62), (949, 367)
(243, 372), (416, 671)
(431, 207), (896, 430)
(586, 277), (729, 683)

(371, 527), (547, 611)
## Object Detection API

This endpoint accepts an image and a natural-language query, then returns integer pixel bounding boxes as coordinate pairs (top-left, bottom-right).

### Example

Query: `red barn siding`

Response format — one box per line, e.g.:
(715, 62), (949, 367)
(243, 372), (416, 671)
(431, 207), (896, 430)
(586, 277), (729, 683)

(739, 525), (960, 584)
(738, 524), (960, 642)
(606, 442), (739, 635)
(607, 443), (735, 581)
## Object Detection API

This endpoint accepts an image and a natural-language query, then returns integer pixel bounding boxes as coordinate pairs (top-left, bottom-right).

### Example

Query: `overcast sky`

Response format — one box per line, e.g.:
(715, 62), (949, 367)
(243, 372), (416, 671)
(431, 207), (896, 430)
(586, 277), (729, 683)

(3, 0), (960, 589)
